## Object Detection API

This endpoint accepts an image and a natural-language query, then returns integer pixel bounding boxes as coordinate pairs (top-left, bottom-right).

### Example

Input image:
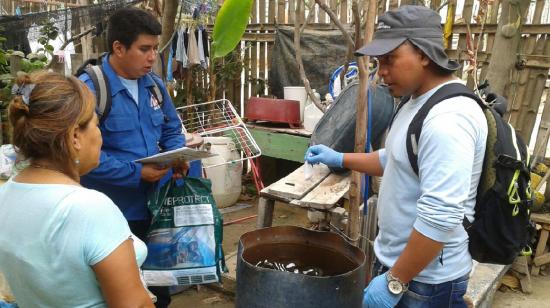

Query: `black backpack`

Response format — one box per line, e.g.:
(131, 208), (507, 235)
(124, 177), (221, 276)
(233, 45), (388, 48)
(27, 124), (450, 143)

(75, 53), (164, 123)
(399, 82), (534, 265)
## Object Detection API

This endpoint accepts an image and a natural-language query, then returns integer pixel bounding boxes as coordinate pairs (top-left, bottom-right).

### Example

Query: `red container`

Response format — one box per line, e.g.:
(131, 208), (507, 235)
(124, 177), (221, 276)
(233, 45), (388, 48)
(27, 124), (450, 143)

(246, 97), (301, 128)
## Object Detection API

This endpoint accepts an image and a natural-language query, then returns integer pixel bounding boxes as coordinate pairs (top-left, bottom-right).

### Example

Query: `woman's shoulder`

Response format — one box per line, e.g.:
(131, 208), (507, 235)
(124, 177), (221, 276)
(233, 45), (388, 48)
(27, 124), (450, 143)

(60, 186), (120, 216)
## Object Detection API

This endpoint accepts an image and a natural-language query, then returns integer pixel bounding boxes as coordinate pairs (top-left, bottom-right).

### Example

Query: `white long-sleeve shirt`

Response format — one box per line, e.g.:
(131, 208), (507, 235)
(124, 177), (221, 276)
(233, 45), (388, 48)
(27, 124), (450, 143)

(374, 80), (488, 284)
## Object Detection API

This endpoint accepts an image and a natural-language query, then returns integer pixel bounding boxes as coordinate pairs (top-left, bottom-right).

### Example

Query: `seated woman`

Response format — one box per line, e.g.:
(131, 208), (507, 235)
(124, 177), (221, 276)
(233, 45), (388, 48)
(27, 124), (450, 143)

(0, 71), (154, 307)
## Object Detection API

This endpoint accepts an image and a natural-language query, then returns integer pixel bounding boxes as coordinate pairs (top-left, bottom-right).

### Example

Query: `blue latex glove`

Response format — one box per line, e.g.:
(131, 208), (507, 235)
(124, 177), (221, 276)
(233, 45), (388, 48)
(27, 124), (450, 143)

(304, 144), (344, 168)
(363, 273), (403, 308)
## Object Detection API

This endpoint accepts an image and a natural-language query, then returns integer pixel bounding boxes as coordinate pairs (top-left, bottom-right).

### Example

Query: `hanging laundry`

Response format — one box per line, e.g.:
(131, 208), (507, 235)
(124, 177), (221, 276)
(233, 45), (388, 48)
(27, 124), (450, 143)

(201, 28), (210, 58)
(167, 45), (174, 82)
(171, 30), (179, 58)
(175, 27), (188, 67)
(186, 28), (201, 67)
(197, 28), (207, 69)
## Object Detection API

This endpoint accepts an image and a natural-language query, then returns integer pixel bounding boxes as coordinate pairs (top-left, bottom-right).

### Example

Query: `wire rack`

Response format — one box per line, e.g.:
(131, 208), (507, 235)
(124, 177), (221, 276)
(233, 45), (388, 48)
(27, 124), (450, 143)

(176, 99), (261, 168)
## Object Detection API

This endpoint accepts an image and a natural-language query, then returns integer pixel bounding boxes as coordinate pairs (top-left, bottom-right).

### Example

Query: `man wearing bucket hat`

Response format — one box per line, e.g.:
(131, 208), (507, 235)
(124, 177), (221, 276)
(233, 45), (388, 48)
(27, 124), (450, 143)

(305, 5), (487, 308)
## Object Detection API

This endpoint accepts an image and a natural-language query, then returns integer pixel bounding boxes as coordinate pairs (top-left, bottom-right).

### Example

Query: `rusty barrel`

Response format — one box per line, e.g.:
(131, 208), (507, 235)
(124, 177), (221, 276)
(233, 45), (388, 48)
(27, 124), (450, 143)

(235, 226), (365, 308)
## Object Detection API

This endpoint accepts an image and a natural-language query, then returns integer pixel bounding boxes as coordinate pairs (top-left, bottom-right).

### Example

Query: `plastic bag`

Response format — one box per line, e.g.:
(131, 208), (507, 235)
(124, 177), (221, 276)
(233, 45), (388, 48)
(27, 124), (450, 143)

(142, 177), (225, 286)
(0, 145), (16, 180)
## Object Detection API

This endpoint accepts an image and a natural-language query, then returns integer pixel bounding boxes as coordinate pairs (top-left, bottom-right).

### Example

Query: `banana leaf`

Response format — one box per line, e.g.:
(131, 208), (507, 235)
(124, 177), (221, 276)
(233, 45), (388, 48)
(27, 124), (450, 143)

(211, 0), (253, 58)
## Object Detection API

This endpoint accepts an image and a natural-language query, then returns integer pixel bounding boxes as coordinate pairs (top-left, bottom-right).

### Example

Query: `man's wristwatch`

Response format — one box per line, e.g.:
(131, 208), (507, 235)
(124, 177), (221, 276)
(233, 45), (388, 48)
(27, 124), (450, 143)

(386, 270), (409, 295)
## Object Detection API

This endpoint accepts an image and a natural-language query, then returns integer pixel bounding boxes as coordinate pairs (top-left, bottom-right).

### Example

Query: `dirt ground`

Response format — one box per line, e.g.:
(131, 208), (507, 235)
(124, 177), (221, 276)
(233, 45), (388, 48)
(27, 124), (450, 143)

(169, 198), (550, 308)
(492, 268), (550, 307)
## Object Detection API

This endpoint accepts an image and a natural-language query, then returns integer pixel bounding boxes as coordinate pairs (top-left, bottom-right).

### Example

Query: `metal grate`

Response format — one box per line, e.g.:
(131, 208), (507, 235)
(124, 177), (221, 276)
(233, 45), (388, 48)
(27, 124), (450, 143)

(177, 99), (261, 168)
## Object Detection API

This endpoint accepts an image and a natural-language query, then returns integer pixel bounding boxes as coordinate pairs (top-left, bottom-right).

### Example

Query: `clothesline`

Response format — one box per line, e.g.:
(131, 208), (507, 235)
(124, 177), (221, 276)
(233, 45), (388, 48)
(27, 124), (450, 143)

(159, 0), (216, 54)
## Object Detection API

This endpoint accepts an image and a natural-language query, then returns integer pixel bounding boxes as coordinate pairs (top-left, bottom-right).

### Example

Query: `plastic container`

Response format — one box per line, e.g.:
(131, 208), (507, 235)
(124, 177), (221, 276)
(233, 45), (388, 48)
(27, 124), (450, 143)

(246, 97), (301, 128)
(305, 89), (321, 106)
(201, 137), (243, 208)
(303, 102), (324, 133)
(284, 86), (307, 122)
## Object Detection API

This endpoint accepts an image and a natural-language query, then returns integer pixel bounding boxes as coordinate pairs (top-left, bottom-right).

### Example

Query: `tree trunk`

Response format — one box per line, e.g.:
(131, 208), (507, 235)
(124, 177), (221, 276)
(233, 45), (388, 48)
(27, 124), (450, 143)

(485, 0), (531, 96)
(159, 0), (178, 78)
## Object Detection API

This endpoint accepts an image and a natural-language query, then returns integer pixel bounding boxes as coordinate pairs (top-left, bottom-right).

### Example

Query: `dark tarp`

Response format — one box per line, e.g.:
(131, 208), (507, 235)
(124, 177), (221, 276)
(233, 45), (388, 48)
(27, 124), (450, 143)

(268, 25), (353, 99)
(310, 80), (395, 173)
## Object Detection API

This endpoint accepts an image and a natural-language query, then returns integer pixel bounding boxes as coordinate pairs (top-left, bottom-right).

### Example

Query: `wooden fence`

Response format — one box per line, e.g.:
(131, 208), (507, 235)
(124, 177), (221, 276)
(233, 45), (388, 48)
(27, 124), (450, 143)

(227, 0), (550, 149)
(2, 0), (550, 151)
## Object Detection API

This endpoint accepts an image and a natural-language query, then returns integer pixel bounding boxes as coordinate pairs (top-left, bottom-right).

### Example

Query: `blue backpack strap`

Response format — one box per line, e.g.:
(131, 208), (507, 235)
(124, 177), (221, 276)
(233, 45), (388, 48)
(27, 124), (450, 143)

(406, 83), (484, 176)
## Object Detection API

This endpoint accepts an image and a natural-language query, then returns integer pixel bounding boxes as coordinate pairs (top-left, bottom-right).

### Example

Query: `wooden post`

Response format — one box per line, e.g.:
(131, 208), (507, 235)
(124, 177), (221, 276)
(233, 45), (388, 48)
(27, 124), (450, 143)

(77, 0), (93, 61)
(70, 53), (84, 75)
(455, 0), (474, 79)
(259, 0), (267, 96)
(268, 0), (276, 24)
(251, 1), (258, 98)
(348, 0), (376, 246)
(485, 0), (531, 96)
(532, 87), (550, 169)
(318, 0), (327, 23)
(340, 0), (348, 24)
(430, 0), (441, 11)
(256, 197), (275, 228)
(378, 0), (387, 17)
(9, 54), (23, 76)
(507, 0), (547, 141)
(479, 0), (500, 82)
(515, 38), (549, 143)
(277, 0), (285, 24)
(288, 0), (295, 24)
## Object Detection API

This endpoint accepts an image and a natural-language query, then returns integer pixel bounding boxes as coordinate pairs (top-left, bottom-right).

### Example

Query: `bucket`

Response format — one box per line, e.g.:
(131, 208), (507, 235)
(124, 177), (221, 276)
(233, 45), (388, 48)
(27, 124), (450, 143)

(201, 137), (243, 208)
(235, 226), (365, 308)
(284, 86), (307, 122)
(303, 103), (324, 133)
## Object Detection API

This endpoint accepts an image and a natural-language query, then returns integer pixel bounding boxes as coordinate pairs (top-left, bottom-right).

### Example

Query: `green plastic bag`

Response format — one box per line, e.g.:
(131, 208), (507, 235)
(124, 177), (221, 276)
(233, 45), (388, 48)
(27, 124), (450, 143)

(142, 177), (226, 286)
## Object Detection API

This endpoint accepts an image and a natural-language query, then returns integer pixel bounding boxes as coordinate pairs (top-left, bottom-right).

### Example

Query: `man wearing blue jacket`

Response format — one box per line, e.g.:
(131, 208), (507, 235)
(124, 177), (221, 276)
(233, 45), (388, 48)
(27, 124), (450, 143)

(79, 8), (183, 307)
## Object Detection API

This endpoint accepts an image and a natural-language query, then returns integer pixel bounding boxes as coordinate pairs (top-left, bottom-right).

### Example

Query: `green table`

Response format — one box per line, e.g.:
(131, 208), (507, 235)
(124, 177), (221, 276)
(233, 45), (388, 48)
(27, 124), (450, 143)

(247, 124), (311, 163)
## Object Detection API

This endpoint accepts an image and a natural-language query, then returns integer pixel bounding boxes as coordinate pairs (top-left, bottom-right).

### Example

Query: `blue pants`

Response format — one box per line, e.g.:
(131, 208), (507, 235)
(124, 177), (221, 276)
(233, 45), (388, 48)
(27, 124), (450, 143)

(372, 259), (469, 308)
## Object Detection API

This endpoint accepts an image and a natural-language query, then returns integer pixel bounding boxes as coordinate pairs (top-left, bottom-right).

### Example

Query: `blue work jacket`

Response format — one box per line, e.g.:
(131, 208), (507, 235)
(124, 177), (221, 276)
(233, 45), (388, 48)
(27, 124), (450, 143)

(79, 55), (185, 221)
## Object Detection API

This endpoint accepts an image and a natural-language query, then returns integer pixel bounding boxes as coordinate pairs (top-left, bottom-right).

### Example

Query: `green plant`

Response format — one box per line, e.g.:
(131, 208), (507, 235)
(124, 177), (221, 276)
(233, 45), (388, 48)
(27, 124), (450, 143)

(0, 25), (49, 144)
(36, 20), (58, 56)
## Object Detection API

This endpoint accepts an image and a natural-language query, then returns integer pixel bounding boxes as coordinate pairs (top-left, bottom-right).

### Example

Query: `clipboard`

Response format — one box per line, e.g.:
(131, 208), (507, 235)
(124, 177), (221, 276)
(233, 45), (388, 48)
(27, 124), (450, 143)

(135, 147), (218, 166)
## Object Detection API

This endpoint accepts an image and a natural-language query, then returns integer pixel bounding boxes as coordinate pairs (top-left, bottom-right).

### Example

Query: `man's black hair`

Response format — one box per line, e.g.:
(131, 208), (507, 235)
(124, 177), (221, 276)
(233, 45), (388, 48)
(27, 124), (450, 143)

(107, 7), (162, 52)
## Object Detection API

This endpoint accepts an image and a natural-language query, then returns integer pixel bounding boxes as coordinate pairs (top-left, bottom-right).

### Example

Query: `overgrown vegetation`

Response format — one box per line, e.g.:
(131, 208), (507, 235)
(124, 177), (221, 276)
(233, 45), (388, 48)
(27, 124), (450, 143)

(0, 21), (58, 143)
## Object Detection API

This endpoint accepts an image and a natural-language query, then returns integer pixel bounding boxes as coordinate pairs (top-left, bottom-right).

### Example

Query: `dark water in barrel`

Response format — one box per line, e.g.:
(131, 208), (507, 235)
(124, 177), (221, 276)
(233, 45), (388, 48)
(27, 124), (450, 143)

(242, 242), (358, 277)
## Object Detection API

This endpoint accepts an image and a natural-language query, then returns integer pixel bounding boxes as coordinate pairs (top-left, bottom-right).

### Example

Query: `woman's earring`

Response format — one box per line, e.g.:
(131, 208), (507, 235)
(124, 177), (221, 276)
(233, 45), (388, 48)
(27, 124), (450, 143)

(75, 158), (80, 165)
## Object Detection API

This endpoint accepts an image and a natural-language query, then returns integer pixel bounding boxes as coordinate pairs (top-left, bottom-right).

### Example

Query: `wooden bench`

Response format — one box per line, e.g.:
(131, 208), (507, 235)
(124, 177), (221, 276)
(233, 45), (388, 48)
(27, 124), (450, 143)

(256, 164), (350, 228)
(530, 213), (550, 275)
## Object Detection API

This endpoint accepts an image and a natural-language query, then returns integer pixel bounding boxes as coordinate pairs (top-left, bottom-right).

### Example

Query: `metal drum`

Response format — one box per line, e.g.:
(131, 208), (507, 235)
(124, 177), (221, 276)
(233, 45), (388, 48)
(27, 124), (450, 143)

(235, 226), (366, 308)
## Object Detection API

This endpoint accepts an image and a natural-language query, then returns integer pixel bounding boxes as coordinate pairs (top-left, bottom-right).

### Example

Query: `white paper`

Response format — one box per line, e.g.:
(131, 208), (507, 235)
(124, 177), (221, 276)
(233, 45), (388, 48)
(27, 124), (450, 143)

(135, 147), (217, 166)
(173, 204), (214, 226)
(143, 266), (219, 286)
(143, 270), (178, 286)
